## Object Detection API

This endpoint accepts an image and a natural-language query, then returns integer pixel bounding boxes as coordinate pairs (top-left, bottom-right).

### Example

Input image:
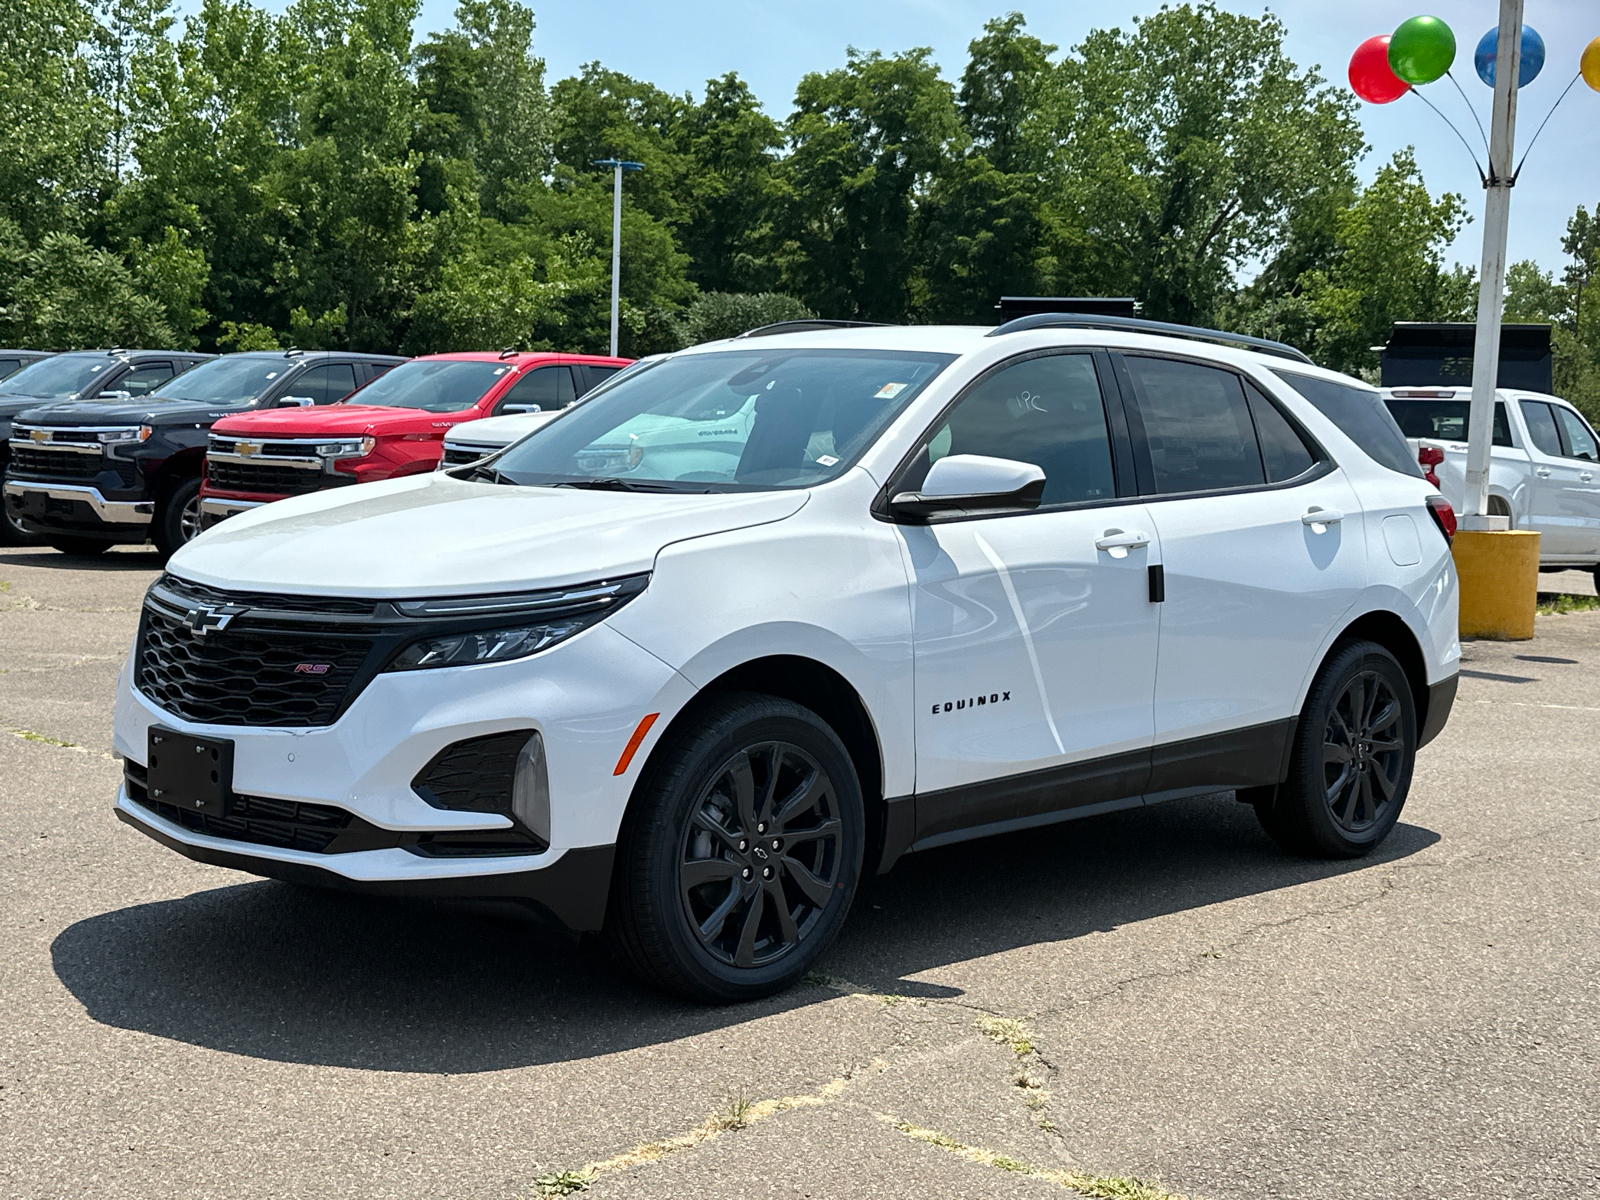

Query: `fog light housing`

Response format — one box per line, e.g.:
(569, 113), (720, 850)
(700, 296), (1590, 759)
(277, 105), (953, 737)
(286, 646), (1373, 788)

(410, 728), (550, 849)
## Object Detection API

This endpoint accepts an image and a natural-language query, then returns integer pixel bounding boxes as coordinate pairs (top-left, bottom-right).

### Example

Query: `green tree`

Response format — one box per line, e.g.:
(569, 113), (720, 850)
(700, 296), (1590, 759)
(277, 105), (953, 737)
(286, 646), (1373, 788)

(957, 12), (1054, 175)
(0, 230), (176, 347)
(1033, 3), (1364, 325)
(673, 292), (813, 345)
(778, 48), (962, 321)
(676, 74), (783, 294)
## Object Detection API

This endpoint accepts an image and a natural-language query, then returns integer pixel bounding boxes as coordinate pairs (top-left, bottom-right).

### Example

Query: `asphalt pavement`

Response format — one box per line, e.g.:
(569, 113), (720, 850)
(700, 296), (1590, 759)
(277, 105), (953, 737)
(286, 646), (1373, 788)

(1, 545), (1596, 1199)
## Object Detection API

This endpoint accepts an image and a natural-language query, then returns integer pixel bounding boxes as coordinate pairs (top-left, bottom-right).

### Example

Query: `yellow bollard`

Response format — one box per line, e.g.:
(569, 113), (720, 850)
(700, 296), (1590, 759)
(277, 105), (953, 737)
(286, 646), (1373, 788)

(1452, 529), (1540, 640)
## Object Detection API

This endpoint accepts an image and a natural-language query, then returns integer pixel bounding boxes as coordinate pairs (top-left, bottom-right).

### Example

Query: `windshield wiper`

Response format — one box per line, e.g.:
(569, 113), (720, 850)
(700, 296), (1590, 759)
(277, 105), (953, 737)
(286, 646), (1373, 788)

(469, 465), (516, 485)
(556, 477), (707, 493)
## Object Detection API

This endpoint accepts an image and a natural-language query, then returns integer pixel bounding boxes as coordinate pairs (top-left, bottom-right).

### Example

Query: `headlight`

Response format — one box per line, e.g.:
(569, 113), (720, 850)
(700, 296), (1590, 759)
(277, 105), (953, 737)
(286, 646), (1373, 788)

(317, 437), (375, 457)
(384, 575), (649, 671)
(99, 426), (152, 444)
(574, 440), (643, 474)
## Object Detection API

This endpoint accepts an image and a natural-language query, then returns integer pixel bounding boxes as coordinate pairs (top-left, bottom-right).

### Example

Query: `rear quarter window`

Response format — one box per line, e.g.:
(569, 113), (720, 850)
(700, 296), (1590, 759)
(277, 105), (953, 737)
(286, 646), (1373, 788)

(1272, 371), (1423, 479)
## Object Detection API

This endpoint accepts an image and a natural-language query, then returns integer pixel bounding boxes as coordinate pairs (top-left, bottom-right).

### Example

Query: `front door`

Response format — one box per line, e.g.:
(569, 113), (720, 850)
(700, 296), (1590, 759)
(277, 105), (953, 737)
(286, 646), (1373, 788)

(899, 351), (1161, 843)
(1520, 399), (1596, 557)
(1115, 355), (1367, 784)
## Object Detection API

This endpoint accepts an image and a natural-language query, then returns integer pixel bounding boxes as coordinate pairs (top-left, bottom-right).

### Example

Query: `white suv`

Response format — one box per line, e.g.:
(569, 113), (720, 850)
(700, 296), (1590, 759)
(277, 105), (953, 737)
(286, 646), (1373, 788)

(113, 317), (1461, 1001)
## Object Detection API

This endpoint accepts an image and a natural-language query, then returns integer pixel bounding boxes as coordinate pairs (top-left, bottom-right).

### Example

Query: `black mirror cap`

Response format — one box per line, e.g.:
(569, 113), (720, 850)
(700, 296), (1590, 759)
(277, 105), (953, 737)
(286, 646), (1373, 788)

(887, 476), (1046, 523)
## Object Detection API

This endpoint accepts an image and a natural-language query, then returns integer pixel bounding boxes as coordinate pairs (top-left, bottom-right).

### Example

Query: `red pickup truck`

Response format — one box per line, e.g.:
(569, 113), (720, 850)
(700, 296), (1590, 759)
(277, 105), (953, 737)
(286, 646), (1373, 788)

(199, 351), (629, 526)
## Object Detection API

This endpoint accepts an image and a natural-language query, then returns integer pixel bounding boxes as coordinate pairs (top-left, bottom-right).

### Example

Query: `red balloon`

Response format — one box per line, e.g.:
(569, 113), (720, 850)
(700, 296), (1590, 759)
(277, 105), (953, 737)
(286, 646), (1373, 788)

(1349, 35), (1410, 104)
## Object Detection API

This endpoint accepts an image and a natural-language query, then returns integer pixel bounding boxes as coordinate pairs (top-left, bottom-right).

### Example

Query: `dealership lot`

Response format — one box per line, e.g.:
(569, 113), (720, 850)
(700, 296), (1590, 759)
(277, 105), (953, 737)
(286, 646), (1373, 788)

(2, 546), (1597, 1199)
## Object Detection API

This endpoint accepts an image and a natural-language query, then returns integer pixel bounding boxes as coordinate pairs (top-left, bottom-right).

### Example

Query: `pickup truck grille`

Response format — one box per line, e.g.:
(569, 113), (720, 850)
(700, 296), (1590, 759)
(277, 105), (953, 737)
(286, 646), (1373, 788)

(8, 445), (105, 479)
(442, 445), (495, 467)
(207, 460), (325, 496)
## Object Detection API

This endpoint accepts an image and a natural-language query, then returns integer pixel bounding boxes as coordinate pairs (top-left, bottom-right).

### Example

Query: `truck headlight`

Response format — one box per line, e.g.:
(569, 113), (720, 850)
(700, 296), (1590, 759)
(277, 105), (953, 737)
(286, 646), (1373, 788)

(99, 426), (152, 444)
(317, 437), (375, 457)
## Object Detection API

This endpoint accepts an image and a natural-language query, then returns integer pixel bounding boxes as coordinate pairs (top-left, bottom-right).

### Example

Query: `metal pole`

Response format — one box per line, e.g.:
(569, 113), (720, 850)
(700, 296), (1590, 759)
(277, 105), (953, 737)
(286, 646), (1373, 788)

(1461, 0), (1524, 529)
(609, 162), (623, 359)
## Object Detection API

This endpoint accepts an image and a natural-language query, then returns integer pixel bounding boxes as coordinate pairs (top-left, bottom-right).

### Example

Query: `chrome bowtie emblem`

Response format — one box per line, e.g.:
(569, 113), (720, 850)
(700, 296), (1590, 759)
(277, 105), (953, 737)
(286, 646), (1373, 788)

(182, 605), (244, 636)
(29, 429), (47, 443)
(236, 441), (260, 457)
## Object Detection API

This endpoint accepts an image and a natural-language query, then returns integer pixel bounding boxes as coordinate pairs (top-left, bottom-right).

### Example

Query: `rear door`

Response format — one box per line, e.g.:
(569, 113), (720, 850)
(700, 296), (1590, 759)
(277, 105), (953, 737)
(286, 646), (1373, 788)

(1116, 354), (1366, 783)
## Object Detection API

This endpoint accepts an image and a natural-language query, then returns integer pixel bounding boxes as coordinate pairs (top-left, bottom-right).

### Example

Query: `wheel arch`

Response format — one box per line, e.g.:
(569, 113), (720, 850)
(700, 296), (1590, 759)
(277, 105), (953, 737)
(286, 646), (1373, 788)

(624, 654), (891, 877)
(152, 446), (205, 498)
(1326, 608), (1431, 734)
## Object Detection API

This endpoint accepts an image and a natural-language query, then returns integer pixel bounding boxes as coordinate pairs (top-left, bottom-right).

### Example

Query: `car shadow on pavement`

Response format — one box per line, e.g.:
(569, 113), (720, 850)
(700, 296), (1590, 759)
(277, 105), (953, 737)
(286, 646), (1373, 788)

(51, 792), (1439, 1073)
(0, 547), (164, 571)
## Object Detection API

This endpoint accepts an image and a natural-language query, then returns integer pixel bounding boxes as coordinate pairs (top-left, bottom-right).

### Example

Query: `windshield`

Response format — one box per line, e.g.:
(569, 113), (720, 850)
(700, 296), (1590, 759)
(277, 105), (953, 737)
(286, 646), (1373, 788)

(343, 359), (510, 413)
(491, 347), (955, 491)
(157, 355), (290, 405)
(0, 354), (120, 400)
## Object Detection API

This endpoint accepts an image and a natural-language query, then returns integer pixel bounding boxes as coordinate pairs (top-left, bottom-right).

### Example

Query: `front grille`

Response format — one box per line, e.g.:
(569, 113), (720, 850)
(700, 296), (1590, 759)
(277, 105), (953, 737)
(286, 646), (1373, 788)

(8, 445), (104, 479)
(412, 731), (531, 814)
(442, 446), (494, 466)
(137, 605), (375, 726)
(126, 761), (377, 853)
(156, 573), (378, 616)
(207, 460), (325, 496)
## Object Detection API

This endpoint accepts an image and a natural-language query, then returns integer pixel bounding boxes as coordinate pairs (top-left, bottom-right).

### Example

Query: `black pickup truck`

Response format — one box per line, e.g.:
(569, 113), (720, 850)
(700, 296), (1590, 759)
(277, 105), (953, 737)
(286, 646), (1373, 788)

(0, 349), (215, 545)
(0, 350), (55, 382)
(4, 349), (404, 557)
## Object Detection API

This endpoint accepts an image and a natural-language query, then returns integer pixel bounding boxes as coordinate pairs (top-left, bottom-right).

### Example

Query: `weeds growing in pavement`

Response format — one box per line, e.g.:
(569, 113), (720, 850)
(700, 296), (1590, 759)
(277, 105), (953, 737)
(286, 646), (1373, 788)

(1537, 592), (1600, 615)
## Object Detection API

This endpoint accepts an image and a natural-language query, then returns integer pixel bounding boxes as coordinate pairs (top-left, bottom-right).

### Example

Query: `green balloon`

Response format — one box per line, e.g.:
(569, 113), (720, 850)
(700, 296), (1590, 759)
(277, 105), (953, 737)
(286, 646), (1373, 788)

(1389, 15), (1456, 85)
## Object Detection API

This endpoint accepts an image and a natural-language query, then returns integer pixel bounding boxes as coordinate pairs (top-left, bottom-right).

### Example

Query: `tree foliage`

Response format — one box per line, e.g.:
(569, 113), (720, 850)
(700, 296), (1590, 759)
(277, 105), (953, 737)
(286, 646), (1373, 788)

(3, 0), (1588, 393)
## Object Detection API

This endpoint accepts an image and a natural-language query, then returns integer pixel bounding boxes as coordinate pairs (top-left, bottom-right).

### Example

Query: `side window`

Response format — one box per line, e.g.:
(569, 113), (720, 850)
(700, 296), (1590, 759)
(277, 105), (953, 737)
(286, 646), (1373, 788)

(118, 363), (174, 397)
(1273, 371), (1422, 478)
(578, 365), (620, 396)
(497, 366), (577, 413)
(1554, 406), (1599, 462)
(902, 353), (1116, 507)
(1244, 382), (1317, 483)
(1125, 356), (1264, 493)
(1519, 401), (1563, 457)
(0, 358), (23, 378)
(291, 363), (358, 404)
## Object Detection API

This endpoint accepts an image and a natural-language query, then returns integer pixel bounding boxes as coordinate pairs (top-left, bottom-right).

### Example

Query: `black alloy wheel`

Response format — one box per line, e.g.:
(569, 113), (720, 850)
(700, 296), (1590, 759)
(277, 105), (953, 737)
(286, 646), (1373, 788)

(1320, 669), (1406, 834)
(1254, 640), (1416, 859)
(608, 693), (864, 1002)
(678, 741), (843, 970)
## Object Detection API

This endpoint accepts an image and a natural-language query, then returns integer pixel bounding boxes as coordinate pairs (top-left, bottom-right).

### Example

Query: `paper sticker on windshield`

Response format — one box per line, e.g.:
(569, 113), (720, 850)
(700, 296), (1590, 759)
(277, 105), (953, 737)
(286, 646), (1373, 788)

(875, 382), (907, 399)
(816, 454), (840, 467)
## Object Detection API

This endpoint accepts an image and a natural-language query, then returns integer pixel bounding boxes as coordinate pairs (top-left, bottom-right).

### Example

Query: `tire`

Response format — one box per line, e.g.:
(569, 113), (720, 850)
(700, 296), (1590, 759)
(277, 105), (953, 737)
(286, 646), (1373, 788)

(1, 506), (42, 547)
(153, 476), (202, 559)
(47, 537), (111, 557)
(1254, 640), (1416, 859)
(607, 693), (865, 1003)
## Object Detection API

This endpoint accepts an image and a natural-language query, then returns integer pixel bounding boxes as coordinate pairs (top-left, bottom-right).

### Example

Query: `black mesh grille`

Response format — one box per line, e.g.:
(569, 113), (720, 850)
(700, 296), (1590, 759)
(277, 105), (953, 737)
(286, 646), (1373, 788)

(207, 460), (325, 495)
(8, 445), (104, 479)
(442, 446), (492, 466)
(411, 730), (532, 814)
(125, 761), (361, 853)
(136, 606), (375, 726)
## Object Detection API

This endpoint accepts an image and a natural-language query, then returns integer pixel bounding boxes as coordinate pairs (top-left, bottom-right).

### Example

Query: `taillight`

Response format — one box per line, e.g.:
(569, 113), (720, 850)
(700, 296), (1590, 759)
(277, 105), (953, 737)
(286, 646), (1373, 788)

(1418, 445), (1443, 488)
(1425, 495), (1456, 544)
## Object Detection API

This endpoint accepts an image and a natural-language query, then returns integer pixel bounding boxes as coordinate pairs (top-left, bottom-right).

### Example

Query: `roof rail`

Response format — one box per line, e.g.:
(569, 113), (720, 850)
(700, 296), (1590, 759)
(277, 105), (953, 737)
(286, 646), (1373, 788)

(736, 319), (889, 339)
(986, 312), (1314, 365)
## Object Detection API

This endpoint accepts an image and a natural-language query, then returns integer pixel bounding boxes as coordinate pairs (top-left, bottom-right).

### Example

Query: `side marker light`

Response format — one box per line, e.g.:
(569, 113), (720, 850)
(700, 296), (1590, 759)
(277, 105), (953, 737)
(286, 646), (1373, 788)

(613, 712), (660, 776)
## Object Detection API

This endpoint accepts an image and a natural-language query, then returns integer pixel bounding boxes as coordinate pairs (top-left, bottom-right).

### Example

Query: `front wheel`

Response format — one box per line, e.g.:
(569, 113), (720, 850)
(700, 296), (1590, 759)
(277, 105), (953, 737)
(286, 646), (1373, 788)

(1255, 640), (1416, 858)
(153, 476), (202, 558)
(607, 693), (864, 1002)
(1, 506), (41, 547)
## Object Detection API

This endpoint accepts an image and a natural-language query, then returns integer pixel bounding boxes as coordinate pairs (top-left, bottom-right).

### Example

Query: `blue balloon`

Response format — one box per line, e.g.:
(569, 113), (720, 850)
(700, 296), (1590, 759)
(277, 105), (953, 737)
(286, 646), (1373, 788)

(1474, 24), (1546, 87)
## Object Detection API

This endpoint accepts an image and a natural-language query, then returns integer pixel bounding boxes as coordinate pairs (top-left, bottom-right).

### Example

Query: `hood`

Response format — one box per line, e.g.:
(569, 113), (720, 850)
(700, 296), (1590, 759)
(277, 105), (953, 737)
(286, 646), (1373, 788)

(0, 393), (73, 423)
(169, 472), (809, 596)
(211, 404), (452, 438)
(11, 396), (253, 427)
(446, 411), (562, 447)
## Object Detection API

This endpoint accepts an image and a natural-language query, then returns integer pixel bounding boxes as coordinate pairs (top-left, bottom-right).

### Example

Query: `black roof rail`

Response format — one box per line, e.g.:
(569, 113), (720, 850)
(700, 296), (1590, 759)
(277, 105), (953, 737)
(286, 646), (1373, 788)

(736, 319), (890, 339)
(986, 311), (1314, 365)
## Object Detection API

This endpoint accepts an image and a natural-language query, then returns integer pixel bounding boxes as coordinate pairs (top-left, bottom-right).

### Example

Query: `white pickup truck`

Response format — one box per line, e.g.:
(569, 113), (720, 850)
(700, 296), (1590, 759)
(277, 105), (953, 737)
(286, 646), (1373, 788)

(1383, 386), (1600, 583)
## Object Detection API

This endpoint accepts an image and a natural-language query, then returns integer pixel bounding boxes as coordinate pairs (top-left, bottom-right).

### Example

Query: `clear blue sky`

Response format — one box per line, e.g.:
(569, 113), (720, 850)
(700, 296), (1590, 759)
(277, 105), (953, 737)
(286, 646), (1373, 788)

(395, 0), (1600, 275)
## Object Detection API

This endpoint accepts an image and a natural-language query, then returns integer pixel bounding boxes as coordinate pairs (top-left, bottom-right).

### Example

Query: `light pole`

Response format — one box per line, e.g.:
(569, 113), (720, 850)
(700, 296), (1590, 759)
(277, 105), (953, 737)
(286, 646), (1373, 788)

(593, 159), (644, 358)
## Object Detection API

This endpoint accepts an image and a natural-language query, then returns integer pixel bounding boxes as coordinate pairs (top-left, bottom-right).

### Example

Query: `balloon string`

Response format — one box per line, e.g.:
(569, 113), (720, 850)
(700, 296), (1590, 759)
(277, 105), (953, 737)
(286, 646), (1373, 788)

(1513, 72), (1583, 183)
(1445, 70), (1490, 154)
(1407, 87), (1488, 185)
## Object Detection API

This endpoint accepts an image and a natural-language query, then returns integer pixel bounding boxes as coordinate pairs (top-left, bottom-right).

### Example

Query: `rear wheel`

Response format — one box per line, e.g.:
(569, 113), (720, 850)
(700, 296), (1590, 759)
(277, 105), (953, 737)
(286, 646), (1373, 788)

(47, 537), (111, 557)
(153, 476), (202, 558)
(607, 693), (864, 1002)
(1254, 641), (1416, 858)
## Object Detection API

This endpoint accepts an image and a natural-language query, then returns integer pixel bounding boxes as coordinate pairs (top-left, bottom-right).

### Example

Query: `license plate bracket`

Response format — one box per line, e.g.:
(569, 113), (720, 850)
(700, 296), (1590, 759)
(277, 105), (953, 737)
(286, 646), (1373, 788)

(147, 725), (234, 816)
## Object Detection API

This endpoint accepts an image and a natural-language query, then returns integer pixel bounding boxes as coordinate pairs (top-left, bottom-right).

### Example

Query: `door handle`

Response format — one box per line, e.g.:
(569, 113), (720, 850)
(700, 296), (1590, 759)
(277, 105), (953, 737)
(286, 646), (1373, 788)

(1301, 507), (1343, 528)
(1095, 529), (1151, 553)
(1582, 472), (1594, 482)
(1536, 467), (1552, 477)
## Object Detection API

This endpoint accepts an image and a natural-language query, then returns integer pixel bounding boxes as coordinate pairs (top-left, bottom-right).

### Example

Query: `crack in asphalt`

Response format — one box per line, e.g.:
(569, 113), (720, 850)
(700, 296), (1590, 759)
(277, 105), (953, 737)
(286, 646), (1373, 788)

(2, 724), (117, 760)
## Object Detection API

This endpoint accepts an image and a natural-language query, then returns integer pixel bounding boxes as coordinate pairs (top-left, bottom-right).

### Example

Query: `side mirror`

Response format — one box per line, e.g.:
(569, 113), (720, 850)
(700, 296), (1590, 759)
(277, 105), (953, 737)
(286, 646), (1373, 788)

(277, 395), (315, 408)
(890, 454), (1046, 521)
(97, 390), (132, 401)
(499, 403), (543, 415)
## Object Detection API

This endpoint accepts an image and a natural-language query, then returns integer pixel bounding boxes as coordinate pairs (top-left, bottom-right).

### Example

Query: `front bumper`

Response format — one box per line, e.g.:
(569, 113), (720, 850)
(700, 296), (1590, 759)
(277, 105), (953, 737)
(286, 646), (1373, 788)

(115, 794), (615, 931)
(113, 621), (695, 931)
(4, 480), (153, 528)
(198, 495), (269, 524)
